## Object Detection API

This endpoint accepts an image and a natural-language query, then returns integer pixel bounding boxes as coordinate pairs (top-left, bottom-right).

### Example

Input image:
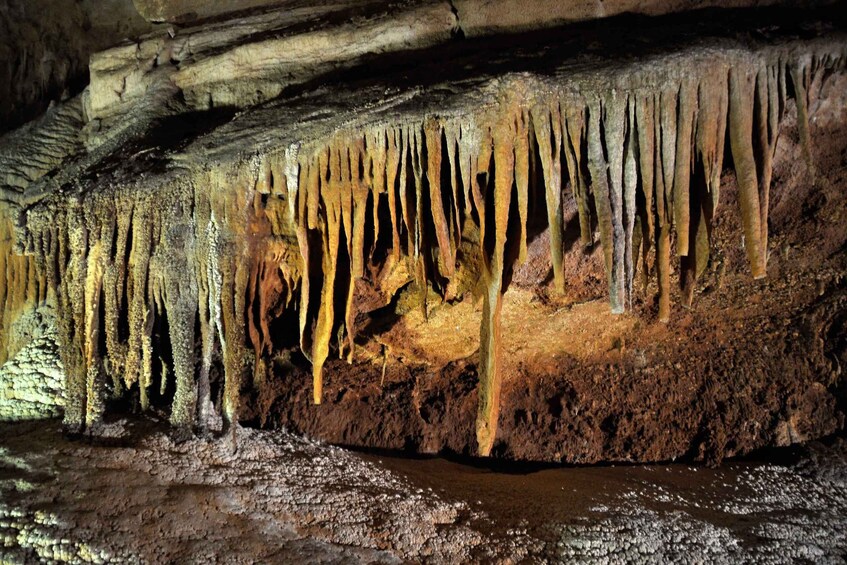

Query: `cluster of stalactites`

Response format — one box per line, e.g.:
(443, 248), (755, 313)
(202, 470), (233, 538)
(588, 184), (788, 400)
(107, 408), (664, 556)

(288, 52), (836, 455)
(0, 208), (48, 365)
(23, 48), (840, 452)
(24, 159), (302, 432)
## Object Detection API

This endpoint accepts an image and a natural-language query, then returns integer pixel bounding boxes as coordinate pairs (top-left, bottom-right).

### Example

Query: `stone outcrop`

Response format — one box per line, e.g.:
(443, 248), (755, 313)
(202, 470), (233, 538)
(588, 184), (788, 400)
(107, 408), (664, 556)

(452, 0), (838, 35)
(128, 0), (838, 26)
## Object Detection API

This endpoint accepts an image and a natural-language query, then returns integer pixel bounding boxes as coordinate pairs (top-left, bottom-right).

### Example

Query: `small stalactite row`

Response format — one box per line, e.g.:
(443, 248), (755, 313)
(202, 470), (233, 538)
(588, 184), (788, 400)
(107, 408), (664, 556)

(21, 49), (843, 453)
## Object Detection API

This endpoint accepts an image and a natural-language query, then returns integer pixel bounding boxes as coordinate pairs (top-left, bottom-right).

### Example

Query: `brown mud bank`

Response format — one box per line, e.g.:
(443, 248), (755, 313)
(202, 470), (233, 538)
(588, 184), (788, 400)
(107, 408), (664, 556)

(246, 76), (847, 465)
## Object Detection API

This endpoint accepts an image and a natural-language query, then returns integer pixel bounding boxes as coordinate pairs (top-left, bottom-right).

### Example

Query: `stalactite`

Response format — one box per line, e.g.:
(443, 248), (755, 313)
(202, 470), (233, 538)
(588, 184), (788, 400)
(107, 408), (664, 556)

(164, 184), (199, 429)
(221, 242), (250, 426)
(312, 147), (341, 405)
(476, 105), (515, 458)
(387, 128), (402, 262)
(623, 100), (638, 308)
(790, 61), (816, 182)
(296, 161), (314, 362)
(532, 104), (565, 293)
(586, 98), (616, 307)
(702, 78), (729, 212)
(601, 91), (627, 314)
(693, 71), (728, 283)
(443, 122), (464, 247)
(411, 127), (429, 312)
(103, 197), (131, 395)
(456, 122), (485, 230)
(659, 87), (678, 230)
(347, 138), (369, 360)
(514, 109), (530, 264)
(61, 202), (89, 430)
(82, 205), (105, 428)
(472, 125), (493, 253)
(367, 130), (387, 263)
(194, 182), (215, 429)
(634, 94), (656, 293)
(0, 207), (43, 366)
(650, 90), (673, 322)
(563, 105), (592, 248)
(398, 128), (413, 260)
(742, 62), (781, 279)
(456, 121), (481, 232)
(424, 120), (456, 277)
(728, 67), (767, 279)
(673, 79), (697, 258)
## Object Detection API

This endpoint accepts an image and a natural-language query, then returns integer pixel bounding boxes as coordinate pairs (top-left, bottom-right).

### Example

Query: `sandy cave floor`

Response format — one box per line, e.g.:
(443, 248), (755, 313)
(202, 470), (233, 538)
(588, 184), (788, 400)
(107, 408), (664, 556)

(1, 418), (846, 563)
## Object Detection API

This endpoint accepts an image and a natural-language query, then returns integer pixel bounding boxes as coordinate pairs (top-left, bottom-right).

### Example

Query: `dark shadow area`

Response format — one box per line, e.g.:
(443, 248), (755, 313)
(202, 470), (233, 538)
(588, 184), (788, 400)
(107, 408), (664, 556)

(276, 4), (847, 113)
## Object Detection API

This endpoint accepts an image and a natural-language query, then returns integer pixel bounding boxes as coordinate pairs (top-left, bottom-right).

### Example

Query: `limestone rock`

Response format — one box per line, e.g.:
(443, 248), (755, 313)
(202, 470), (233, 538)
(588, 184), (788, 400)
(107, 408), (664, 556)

(0, 0), (845, 464)
(0, 0), (151, 135)
(87, 0), (458, 120)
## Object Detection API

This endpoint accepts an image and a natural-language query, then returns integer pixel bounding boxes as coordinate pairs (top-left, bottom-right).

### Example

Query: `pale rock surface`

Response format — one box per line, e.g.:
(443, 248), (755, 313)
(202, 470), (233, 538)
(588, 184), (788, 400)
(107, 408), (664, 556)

(454, 0), (838, 35)
(0, 320), (64, 422)
(87, 0), (459, 120)
(0, 421), (518, 563)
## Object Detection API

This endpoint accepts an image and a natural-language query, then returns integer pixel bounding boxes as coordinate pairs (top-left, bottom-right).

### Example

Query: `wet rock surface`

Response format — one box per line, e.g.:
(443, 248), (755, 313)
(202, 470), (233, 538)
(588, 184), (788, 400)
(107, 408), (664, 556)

(0, 419), (501, 563)
(0, 419), (845, 563)
(553, 453), (847, 562)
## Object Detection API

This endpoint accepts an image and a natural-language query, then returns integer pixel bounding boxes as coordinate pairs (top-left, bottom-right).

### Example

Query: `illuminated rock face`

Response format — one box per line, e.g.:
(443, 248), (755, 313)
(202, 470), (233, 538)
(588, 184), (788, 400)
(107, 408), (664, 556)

(0, 1), (845, 461)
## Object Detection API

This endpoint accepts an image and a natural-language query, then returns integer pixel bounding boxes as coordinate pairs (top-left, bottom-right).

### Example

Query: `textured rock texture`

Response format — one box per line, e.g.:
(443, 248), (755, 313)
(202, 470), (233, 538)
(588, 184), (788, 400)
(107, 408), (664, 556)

(0, 316), (63, 422)
(128, 0), (838, 26)
(0, 95), (81, 364)
(452, 0), (839, 35)
(0, 419), (846, 562)
(0, 0), (151, 135)
(0, 420), (519, 563)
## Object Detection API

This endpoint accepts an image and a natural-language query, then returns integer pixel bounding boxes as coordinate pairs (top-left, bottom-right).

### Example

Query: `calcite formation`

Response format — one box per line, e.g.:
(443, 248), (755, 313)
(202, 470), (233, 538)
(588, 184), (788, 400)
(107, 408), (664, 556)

(0, 1), (845, 459)
(0, 98), (84, 366)
(0, 326), (64, 422)
(0, 215), (44, 367)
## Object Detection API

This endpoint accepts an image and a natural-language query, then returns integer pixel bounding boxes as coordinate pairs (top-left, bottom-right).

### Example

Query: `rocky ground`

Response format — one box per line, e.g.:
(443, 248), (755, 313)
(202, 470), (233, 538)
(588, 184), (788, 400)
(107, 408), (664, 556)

(0, 419), (504, 564)
(0, 418), (846, 563)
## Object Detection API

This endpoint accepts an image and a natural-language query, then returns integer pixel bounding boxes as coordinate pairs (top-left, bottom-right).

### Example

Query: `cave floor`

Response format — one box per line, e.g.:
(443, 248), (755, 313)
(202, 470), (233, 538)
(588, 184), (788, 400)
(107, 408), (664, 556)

(1, 418), (846, 563)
